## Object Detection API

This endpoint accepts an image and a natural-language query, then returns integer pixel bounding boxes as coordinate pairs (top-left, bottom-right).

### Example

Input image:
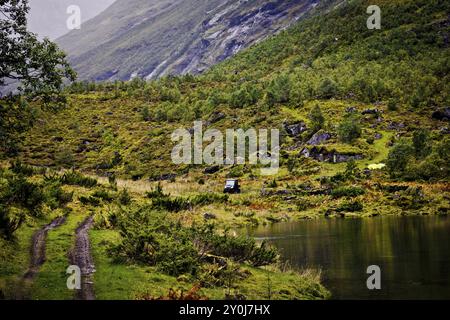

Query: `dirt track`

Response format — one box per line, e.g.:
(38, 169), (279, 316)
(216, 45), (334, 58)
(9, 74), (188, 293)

(23, 216), (67, 280)
(70, 216), (95, 300)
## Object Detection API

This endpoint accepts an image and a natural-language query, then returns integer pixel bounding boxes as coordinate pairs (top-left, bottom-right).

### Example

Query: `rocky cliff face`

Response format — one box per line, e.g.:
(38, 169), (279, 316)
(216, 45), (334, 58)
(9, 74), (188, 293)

(57, 0), (334, 81)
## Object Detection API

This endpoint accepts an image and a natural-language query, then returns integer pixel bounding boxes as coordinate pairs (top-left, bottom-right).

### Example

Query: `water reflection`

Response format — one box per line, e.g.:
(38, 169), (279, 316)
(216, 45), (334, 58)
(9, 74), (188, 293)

(246, 216), (450, 299)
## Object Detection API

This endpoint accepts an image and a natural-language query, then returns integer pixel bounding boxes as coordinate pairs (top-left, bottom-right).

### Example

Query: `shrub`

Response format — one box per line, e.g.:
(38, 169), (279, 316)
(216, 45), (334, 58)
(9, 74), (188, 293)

(0, 206), (25, 240)
(386, 139), (414, 178)
(118, 189), (132, 205)
(10, 161), (35, 176)
(79, 195), (101, 207)
(146, 183), (166, 199)
(151, 196), (192, 212)
(331, 186), (365, 198)
(44, 182), (73, 209)
(190, 193), (228, 206)
(336, 200), (363, 212)
(4, 176), (45, 215)
(111, 207), (279, 278)
(140, 105), (151, 121)
(60, 171), (98, 188)
(227, 166), (244, 178)
(412, 129), (432, 159)
(92, 189), (115, 202)
(317, 78), (338, 99)
(338, 114), (361, 143)
(308, 104), (325, 133)
(155, 236), (200, 276)
(387, 99), (398, 111)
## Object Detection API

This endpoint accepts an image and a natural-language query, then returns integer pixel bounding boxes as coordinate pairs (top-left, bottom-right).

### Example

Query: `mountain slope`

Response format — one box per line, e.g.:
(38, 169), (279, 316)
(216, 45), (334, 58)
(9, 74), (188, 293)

(28, 0), (116, 40)
(19, 0), (449, 181)
(57, 0), (338, 81)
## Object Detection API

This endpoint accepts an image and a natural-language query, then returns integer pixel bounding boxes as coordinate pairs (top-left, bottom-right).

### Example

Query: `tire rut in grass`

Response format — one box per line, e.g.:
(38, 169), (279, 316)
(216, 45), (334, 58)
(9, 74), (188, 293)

(70, 215), (95, 300)
(23, 216), (67, 280)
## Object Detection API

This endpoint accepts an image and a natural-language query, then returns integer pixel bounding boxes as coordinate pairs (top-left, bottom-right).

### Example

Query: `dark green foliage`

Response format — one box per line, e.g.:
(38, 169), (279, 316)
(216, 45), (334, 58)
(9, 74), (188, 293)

(266, 179), (278, 188)
(0, 168), (73, 239)
(146, 182), (166, 199)
(111, 207), (278, 277)
(92, 190), (115, 202)
(0, 0), (76, 94)
(154, 236), (200, 276)
(394, 187), (427, 210)
(227, 166), (244, 178)
(10, 161), (35, 176)
(44, 182), (73, 209)
(336, 200), (363, 212)
(266, 74), (291, 104)
(308, 104), (325, 133)
(412, 129), (432, 159)
(79, 195), (101, 207)
(317, 78), (338, 99)
(338, 114), (361, 143)
(0, 98), (34, 156)
(387, 134), (449, 181)
(387, 99), (398, 111)
(190, 193), (228, 206)
(151, 196), (192, 212)
(386, 139), (414, 178)
(117, 189), (132, 205)
(331, 186), (365, 198)
(0, 205), (24, 240)
(2, 175), (45, 215)
(230, 86), (259, 108)
(59, 171), (98, 188)
(140, 105), (151, 121)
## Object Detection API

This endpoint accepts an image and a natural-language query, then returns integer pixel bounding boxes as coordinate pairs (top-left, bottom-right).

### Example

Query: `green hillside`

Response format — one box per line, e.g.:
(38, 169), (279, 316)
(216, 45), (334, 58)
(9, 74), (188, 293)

(1, 0), (449, 300)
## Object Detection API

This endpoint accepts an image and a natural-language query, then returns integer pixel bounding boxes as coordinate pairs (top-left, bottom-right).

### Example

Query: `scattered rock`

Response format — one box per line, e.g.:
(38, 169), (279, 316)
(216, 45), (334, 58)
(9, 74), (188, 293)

(432, 107), (450, 121)
(301, 146), (363, 163)
(346, 106), (358, 113)
(203, 165), (221, 174)
(208, 111), (226, 124)
(440, 127), (450, 134)
(374, 133), (383, 140)
(203, 213), (217, 220)
(362, 108), (380, 115)
(387, 122), (406, 130)
(149, 173), (177, 181)
(52, 136), (64, 142)
(306, 131), (332, 145)
(283, 121), (307, 137)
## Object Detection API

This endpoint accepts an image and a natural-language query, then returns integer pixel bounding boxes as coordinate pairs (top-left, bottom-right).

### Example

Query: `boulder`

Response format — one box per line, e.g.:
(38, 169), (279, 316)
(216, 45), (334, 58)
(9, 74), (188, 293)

(387, 122), (406, 130)
(362, 108), (380, 115)
(283, 121), (307, 137)
(374, 133), (383, 140)
(306, 131), (331, 145)
(149, 173), (176, 181)
(208, 111), (226, 124)
(203, 165), (221, 174)
(203, 213), (217, 220)
(432, 107), (450, 121)
(301, 146), (363, 163)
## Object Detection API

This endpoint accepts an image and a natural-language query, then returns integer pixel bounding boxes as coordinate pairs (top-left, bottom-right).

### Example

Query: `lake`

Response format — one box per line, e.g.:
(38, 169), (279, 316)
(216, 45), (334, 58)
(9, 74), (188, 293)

(246, 215), (450, 299)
